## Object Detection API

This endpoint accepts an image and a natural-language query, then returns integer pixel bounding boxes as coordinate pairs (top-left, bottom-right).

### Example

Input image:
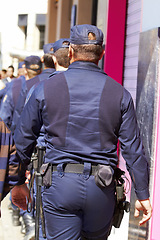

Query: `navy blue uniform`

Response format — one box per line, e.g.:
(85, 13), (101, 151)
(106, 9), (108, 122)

(11, 68), (55, 132)
(38, 68), (55, 82)
(0, 76), (25, 128)
(14, 61), (149, 239)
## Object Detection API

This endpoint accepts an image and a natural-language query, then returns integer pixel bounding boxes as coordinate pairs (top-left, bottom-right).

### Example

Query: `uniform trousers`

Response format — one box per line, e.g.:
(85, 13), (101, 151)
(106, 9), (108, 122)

(42, 163), (116, 240)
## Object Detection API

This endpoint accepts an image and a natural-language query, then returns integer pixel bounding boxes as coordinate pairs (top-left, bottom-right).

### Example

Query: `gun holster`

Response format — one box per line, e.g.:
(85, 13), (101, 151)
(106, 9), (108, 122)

(112, 168), (130, 228)
(40, 163), (52, 188)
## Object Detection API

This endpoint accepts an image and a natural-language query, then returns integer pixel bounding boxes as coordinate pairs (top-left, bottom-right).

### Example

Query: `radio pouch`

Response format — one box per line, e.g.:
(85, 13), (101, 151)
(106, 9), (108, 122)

(94, 164), (113, 188)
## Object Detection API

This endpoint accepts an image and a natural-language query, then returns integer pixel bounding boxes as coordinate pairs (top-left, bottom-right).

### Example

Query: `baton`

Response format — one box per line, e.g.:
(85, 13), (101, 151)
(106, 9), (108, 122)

(35, 146), (46, 240)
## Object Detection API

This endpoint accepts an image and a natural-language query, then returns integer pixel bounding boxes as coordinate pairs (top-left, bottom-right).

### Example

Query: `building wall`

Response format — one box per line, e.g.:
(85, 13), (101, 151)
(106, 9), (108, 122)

(0, 0), (47, 72)
(96, 0), (108, 44)
(46, 0), (96, 43)
(142, 0), (160, 32)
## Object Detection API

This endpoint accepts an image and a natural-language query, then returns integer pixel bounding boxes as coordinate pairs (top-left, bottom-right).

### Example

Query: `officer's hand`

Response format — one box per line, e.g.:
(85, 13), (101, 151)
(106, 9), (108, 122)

(11, 183), (31, 210)
(134, 199), (152, 225)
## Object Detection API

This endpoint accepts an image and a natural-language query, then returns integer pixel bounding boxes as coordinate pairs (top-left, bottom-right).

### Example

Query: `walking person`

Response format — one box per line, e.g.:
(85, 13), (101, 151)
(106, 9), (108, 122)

(12, 24), (152, 240)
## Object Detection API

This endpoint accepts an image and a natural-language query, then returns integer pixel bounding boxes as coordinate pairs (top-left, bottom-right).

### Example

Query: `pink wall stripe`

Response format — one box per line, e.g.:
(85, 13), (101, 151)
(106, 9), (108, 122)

(104, 0), (127, 85)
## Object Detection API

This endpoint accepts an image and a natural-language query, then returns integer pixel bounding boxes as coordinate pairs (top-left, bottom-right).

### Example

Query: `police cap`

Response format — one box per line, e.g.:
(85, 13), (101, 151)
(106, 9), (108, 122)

(70, 24), (103, 45)
(24, 55), (42, 71)
(18, 61), (25, 69)
(43, 43), (54, 54)
(50, 38), (70, 54)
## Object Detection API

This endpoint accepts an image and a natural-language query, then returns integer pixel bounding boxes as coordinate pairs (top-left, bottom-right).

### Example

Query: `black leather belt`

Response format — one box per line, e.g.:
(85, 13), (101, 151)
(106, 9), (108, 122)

(52, 163), (97, 175)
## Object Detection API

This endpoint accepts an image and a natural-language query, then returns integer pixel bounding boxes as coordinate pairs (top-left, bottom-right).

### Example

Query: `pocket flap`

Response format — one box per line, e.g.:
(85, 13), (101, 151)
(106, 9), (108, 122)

(40, 163), (50, 176)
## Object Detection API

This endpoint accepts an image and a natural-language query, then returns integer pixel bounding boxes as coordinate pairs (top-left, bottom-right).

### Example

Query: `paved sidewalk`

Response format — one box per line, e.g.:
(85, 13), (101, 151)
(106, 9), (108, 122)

(0, 194), (24, 240)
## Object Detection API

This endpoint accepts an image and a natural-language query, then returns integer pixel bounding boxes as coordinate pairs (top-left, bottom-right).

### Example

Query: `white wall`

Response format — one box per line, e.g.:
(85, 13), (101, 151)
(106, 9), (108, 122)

(142, 0), (160, 32)
(96, 0), (108, 44)
(0, 0), (48, 70)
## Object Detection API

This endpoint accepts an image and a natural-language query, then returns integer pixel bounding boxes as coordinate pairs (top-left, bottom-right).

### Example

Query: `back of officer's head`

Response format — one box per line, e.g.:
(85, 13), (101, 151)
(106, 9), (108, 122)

(24, 55), (42, 79)
(43, 43), (55, 69)
(70, 24), (104, 64)
(17, 61), (25, 77)
(50, 38), (70, 68)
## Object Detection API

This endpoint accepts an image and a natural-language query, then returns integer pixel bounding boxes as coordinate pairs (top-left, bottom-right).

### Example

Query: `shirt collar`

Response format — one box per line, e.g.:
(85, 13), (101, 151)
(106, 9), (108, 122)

(68, 61), (105, 74)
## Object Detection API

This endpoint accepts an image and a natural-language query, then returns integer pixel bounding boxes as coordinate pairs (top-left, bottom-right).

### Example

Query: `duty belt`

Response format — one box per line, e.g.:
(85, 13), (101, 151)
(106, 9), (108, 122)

(52, 163), (97, 175)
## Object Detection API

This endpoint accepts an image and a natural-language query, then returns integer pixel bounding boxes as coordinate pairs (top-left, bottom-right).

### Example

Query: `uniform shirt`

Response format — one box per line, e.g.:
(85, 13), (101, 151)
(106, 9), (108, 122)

(11, 68), (55, 132)
(24, 68), (56, 147)
(38, 68), (55, 82)
(0, 118), (19, 207)
(0, 76), (25, 128)
(11, 75), (40, 132)
(14, 61), (149, 200)
(25, 68), (55, 105)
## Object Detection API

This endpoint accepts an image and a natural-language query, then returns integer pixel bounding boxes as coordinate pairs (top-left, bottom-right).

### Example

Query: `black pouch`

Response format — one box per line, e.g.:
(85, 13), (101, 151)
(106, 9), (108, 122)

(112, 168), (130, 228)
(40, 163), (52, 188)
(94, 164), (113, 188)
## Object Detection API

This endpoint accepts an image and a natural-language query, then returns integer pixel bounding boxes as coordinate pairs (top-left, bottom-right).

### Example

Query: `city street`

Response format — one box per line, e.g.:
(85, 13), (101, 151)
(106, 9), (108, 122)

(0, 194), (24, 240)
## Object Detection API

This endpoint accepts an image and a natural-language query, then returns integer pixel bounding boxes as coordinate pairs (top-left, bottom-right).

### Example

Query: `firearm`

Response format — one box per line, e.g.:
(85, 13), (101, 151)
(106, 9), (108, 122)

(35, 146), (46, 240)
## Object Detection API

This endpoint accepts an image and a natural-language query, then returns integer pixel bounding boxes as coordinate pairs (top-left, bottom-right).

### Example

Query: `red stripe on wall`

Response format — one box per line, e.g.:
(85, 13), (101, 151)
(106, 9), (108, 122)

(104, 0), (127, 85)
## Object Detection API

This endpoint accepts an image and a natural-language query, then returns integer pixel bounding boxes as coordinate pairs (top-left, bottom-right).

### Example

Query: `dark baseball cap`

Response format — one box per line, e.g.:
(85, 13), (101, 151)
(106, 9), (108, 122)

(18, 61), (25, 69)
(43, 43), (54, 54)
(70, 24), (103, 45)
(24, 55), (42, 71)
(50, 38), (70, 54)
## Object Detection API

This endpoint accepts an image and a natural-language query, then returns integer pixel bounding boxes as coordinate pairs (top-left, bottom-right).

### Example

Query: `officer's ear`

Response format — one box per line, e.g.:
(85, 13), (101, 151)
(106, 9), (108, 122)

(41, 56), (44, 63)
(68, 45), (75, 63)
(52, 55), (57, 65)
(99, 49), (105, 61)
(69, 45), (74, 59)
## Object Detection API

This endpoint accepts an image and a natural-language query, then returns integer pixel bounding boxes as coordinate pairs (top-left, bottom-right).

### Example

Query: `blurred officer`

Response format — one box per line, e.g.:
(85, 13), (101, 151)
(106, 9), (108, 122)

(0, 62), (26, 107)
(26, 38), (70, 106)
(11, 55), (42, 132)
(23, 39), (70, 240)
(12, 48), (54, 240)
(39, 43), (55, 81)
(17, 61), (26, 78)
(0, 61), (26, 229)
(11, 45), (56, 133)
(49, 38), (70, 75)
(0, 62), (26, 128)
(0, 118), (20, 218)
(12, 24), (152, 240)
(1, 56), (42, 240)
(25, 43), (55, 106)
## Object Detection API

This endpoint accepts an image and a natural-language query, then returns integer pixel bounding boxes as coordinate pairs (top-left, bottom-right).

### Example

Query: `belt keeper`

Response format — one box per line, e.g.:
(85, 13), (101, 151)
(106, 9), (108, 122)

(57, 163), (64, 177)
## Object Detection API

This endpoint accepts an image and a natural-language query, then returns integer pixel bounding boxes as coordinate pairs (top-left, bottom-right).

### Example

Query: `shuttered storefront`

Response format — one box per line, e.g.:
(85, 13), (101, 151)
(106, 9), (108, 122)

(123, 0), (142, 105)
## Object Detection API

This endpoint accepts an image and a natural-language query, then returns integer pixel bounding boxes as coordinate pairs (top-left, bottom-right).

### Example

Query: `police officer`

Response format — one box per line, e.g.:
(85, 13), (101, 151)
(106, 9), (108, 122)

(25, 38), (70, 147)
(12, 24), (152, 240)
(49, 38), (70, 76)
(25, 39), (69, 105)
(4, 56), (42, 240)
(10, 55), (42, 132)
(24, 39), (70, 240)
(0, 71), (26, 128)
(38, 43), (55, 81)
(0, 117), (19, 218)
